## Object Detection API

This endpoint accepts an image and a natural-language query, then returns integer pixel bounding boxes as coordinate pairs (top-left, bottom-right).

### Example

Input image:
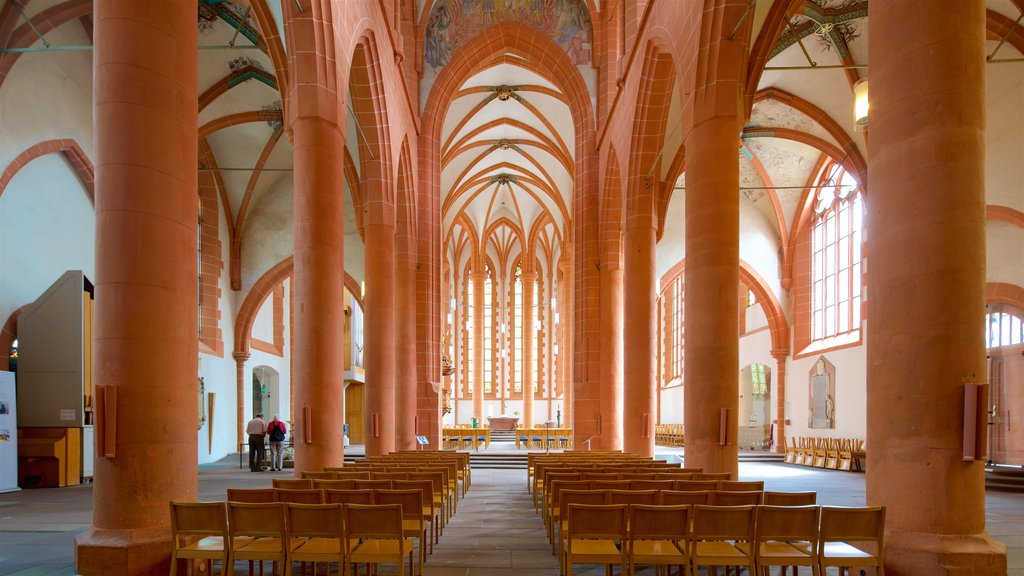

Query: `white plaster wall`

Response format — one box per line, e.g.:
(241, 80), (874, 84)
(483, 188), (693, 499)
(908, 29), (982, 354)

(0, 156), (95, 325)
(659, 386), (684, 424)
(987, 222), (1024, 288)
(985, 42), (1024, 212)
(784, 340), (868, 442)
(656, 190), (685, 282)
(740, 202), (784, 310)
(252, 293), (275, 342)
(0, 24), (93, 170)
(241, 176), (294, 295)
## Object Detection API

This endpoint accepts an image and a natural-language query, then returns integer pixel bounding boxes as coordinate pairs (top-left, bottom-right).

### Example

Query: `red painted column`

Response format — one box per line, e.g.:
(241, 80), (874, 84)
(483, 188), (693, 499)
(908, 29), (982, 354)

(559, 258), (573, 428)
(623, 185), (657, 457)
(471, 270), (486, 421)
(867, 1), (1006, 573)
(234, 351), (250, 449)
(521, 271), (537, 427)
(290, 116), (346, 472)
(395, 245), (418, 451)
(598, 264), (624, 450)
(364, 219), (397, 456)
(772, 353), (786, 454)
(683, 114), (740, 477)
(75, 2), (197, 573)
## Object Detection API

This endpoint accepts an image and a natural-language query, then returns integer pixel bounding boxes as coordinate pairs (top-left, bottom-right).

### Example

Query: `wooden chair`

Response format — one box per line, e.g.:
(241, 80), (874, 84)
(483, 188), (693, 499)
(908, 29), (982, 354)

(675, 479), (719, 492)
(273, 478), (313, 490)
(324, 488), (375, 506)
(818, 506), (886, 576)
(718, 480), (764, 492)
(762, 491), (817, 506)
(630, 479), (676, 492)
(227, 501), (288, 576)
(751, 505), (820, 576)
(395, 479), (440, 550)
(353, 479), (394, 491)
(689, 505), (757, 576)
(607, 489), (660, 508)
(693, 472), (731, 481)
(563, 503), (628, 576)
(711, 491), (763, 506)
(335, 471), (372, 481)
(283, 503), (345, 576)
(301, 471), (335, 480)
(226, 488), (277, 503)
(169, 501), (230, 576)
(547, 479), (591, 548)
(375, 489), (428, 571)
(276, 488), (323, 504)
(343, 503), (416, 576)
(373, 471), (410, 481)
(590, 479), (631, 491)
(660, 490), (712, 506)
(408, 471), (447, 527)
(312, 479), (356, 491)
(557, 489), (609, 554)
(627, 504), (690, 576)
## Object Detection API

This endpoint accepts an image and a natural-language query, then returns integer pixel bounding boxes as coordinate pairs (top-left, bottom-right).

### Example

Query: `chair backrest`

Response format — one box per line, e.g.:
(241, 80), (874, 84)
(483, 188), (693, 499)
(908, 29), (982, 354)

(373, 471), (409, 481)
(674, 479), (718, 491)
(227, 501), (286, 539)
(273, 478), (314, 490)
(581, 472), (619, 480)
(354, 479), (394, 491)
(393, 479), (433, 508)
(567, 503), (628, 540)
(659, 490), (712, 506)
(607, 489), (660, 507)
(227, 488), (277, 503)
(276, 488), (324, 504)
(756, 505), (819, 542)
(655, 471), (694, 480)
(718, 480), (764, 492)
(762, 491), (816, 506)
(693, 472), (731, 481)
(710, 490), (762, 506)
(619, 472), (657, 481)
(314, 479), (356, 491)
(550, 479), (591, 508)
(590, 479), (631, 491)
(629, 504), (689, 540)
(324, 489), (375, 506)
(691, 505), (757, 541)
(343, 503), (404, 540)
(301, 471), (335, 480)
(560, 489), (608, 521)
(170, 501), (227, 538)
(630, 479), (676, 491)
(375, 489), (425, 520)
(335, 471), (372, 481)
(819, 506), (886, 543)
(285, 502), (344, 539)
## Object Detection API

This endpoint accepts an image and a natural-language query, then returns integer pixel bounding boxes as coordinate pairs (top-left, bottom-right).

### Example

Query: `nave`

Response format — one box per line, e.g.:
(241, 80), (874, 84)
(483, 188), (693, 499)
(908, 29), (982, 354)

(3, 460), (1024, 575)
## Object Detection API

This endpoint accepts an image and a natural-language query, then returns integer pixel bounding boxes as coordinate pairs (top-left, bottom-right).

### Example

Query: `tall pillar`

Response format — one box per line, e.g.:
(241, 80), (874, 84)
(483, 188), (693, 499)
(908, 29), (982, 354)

(868, 1), (1006, 573)
(364, 220), (397, 456)
(75, 2), (197, 573)
(521, 271), (537, 427)
(471, 270), (486, 421)
(290, 117), (346, 472)
(395, 246), (418, 451)
(623, 186), (657, 457)
(559, 258), (573, 427)
(772, 352), (786, 454)
(234, 351), (250, 449)
(598, 264), (624, 450)
(683, 114), (740, 477)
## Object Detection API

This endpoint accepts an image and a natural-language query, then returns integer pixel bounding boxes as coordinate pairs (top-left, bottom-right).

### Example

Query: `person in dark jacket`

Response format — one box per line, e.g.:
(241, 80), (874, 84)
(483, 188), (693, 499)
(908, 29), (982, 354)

(266, 415), (287, 471)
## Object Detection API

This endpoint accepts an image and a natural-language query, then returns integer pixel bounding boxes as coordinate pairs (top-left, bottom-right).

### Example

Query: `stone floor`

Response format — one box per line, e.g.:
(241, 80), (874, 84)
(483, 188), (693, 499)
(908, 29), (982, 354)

(1, 454), (1023, 575)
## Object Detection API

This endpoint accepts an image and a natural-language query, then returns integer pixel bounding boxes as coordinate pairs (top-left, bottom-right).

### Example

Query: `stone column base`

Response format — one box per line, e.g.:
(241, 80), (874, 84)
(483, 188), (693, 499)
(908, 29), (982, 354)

(75, 526), (172, 576)
(884, 530), (1006, 576)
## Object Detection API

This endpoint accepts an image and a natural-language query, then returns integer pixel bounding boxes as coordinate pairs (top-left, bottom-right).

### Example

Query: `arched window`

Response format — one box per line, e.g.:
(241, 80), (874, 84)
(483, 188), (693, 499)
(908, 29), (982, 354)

(987, 307), (1024, 349)
(812, 163), (863, 341)
(465, 276), (474, 396)
(484, 269), (493, 394)
(659, 274), (684, 387)
(514, 266), (523, 393)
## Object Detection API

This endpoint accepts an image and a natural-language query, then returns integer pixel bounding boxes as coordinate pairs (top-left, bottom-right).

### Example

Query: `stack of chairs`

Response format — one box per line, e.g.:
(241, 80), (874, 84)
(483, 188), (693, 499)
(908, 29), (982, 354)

(654, 424), (685, 447)
(785, 436), (867, 471)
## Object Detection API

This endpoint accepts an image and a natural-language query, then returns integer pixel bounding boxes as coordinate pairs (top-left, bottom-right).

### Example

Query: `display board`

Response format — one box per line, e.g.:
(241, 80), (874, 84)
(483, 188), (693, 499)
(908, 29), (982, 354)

(0, 371), (18, 493)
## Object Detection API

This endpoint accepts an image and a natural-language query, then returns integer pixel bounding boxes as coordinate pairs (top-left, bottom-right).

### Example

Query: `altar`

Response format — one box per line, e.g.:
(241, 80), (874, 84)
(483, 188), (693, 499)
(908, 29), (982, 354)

(488, 416), (519, 431)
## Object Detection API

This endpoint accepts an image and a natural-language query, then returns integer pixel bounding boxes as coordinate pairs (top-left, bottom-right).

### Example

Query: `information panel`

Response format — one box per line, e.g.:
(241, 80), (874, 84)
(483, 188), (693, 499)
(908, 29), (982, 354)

(0, 371), (18, 493)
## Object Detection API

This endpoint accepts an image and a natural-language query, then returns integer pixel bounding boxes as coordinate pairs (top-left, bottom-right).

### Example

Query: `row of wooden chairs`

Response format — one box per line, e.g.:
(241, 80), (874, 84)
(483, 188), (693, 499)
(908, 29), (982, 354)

(440, 427), (490, 450)
(515, 428), (574, 449)
(351, 450), (471, 495)
(534, 465), (721, 512)
(785, 436), (866, 471)
(559, 502), (886, 576)
(169, 500), (418, 576)
(655, 424), (685, 447)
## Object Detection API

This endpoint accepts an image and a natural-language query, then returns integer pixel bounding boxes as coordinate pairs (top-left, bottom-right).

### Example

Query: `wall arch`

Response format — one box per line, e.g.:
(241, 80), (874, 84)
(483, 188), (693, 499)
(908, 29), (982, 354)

(0, 139), (94, 203)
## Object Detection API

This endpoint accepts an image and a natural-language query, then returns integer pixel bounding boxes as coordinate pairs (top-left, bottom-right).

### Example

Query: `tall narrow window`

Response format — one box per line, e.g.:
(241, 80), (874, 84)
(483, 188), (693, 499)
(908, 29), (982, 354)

(812, 164), (863, 341)
(514, 269), (523, 393)
(987, 308), (1024, 349)
(484, 271), (493, 394)
(532, 280), (539, 393)
(672, 277), (683, 379)
(466, 279), (474, 396)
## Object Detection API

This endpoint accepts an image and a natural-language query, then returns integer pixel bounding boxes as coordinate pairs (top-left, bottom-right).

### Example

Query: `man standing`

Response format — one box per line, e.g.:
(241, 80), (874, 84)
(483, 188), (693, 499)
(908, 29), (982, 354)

(266, 415), (287, 471)
(246, 413), (267, 472)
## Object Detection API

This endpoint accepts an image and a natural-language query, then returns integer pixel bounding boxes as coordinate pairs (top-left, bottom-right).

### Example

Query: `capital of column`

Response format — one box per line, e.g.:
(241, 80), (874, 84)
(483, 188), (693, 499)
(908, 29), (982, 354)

(519, 271), (538, 282)
(469, 271), (488, 282)
(233, 350), (251, 363)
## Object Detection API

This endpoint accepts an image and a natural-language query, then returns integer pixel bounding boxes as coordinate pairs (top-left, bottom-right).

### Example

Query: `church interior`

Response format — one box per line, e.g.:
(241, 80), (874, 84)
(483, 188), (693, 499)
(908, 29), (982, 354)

(0, 0), (1022, 574)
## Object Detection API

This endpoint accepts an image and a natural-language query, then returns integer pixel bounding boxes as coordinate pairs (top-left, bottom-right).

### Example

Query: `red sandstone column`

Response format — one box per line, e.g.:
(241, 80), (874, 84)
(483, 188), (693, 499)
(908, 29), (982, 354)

(522, 271), (537, 427)
(290, 116), (346, 472)
(623, 186), (657, 457)
(395, 245), (418, 451)
(471, 270), (486, 421)
(234, 351), (250, 449)
(75, 2), (197, 573)
(599, 264), (624, 450)
(868, 2), (1006, 573)
(772, 353), (786, 454)
(683, 115), (740, 477)
(559, 259), (573, 428)
(364, 219), (397, 456)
